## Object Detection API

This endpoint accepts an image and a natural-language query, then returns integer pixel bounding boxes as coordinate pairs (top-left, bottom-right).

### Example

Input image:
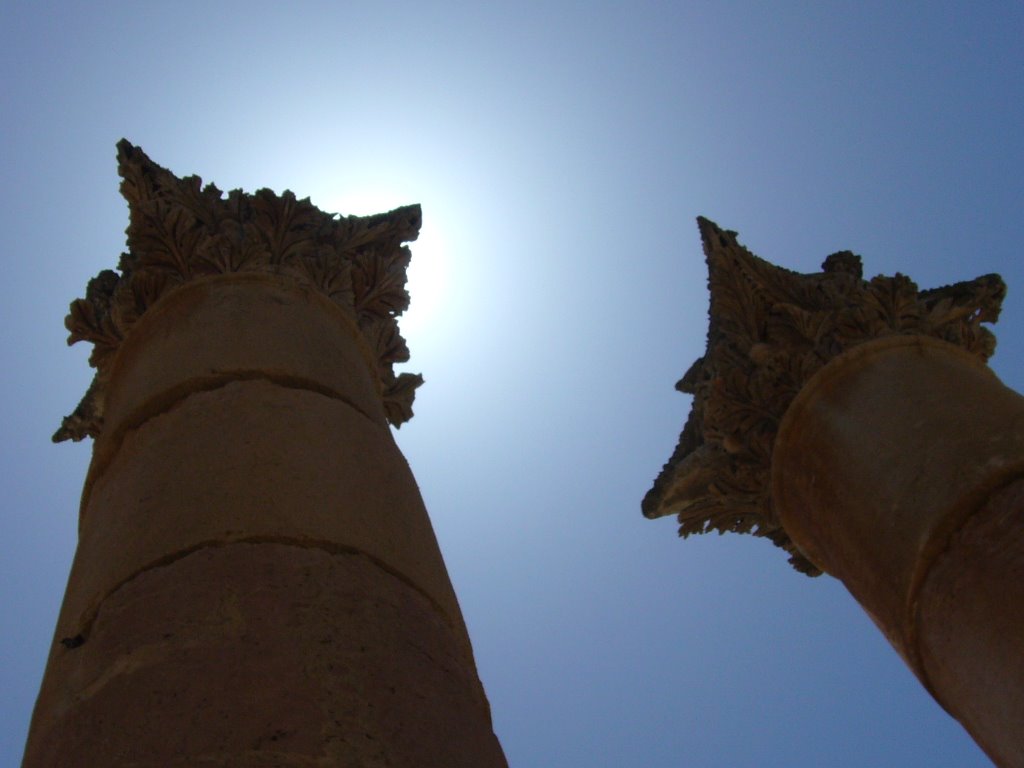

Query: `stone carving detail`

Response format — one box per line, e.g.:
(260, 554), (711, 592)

(643, 218), (1005, 574)
(54, 141), (423, 442)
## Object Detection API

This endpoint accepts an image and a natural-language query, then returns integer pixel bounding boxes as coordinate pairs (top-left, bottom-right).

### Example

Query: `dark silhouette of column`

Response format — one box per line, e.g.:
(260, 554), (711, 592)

(645, 218), (1022, 767)
(23, 142), (507, 767)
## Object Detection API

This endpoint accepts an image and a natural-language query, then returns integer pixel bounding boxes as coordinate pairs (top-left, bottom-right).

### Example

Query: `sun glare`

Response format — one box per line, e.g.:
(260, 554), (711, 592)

(318, 189), (448, 343)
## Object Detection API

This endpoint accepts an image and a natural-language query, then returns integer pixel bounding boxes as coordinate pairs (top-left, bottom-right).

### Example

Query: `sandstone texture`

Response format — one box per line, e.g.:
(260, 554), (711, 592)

(25, 144), (506, 767)
(773, 335), (1024, 766)
(647, 220), (1022, 767)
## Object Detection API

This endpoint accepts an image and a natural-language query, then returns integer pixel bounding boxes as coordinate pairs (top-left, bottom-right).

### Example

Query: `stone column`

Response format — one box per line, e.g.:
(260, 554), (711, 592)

(23, 142), (507, 767)
(644, 218), (1022, 767)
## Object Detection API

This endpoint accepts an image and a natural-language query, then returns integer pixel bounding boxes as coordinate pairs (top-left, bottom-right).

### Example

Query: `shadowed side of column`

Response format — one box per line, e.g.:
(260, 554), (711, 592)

(645, 218), (1019, 766)
(25, 143), (506, 767)
(772, 336), (1024, 766)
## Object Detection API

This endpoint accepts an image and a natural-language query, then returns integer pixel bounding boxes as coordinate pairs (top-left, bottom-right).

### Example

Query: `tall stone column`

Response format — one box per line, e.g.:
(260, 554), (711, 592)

(644, 218), (1022, 767)
(24, 142), (507, 767)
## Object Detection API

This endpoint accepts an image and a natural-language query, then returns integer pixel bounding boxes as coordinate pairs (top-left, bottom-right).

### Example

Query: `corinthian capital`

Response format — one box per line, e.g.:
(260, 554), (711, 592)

(643, 218), (1005, 574)
(54, 141), (423, 443)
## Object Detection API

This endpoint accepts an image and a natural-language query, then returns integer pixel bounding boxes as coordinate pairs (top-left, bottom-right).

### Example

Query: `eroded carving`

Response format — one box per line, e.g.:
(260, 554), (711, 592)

(55, 141), (423, 441)
(643, 218), (1005, 574)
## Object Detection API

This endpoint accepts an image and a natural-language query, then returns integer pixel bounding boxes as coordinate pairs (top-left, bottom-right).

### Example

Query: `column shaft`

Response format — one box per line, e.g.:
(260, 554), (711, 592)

(24, 275), (506, 766)
(772, 336), (1024, 766)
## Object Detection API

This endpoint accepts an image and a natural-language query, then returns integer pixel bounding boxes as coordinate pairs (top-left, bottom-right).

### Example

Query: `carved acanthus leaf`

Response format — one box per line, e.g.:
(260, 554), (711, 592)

(382, 372), (425, 428)
(54, 141), (423, 442)
(351, 245), (412, 321)
(644, 217), (1005, 575)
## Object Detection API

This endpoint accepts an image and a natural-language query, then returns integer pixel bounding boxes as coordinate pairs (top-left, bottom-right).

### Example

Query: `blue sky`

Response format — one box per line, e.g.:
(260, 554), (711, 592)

(2, 2), (1021, 765)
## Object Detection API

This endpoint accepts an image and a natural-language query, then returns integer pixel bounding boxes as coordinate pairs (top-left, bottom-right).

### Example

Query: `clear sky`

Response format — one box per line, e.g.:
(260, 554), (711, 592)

(2, 2), (1021, 765)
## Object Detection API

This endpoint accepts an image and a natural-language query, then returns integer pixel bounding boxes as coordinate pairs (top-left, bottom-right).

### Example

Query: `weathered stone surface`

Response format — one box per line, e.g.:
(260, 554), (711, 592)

(645, 220), (1022, 765)
(28, 144), (507, 767)
(25, 543), (505, 768)
(770, 335), (1024, 766)
(99, 273), (387, 436)
(63, 379), (473, 663)
(643, 217), (1004, 573)
(55, 140), (423, 442)
(917, 479), (1024, 768)
(772, 335), (1024, 654)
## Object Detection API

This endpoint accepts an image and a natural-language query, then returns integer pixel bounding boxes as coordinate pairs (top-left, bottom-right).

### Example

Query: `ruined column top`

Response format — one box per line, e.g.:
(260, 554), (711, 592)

(55, 141), (423, 443)
(643, 217), (1006, 574)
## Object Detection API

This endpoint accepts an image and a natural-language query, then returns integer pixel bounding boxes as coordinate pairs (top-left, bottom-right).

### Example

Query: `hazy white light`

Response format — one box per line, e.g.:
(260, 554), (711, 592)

(400, 221), (447, 339)
(317, 188), (448, 343)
